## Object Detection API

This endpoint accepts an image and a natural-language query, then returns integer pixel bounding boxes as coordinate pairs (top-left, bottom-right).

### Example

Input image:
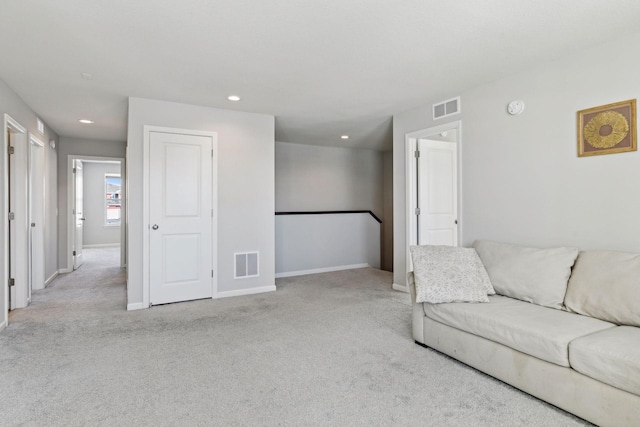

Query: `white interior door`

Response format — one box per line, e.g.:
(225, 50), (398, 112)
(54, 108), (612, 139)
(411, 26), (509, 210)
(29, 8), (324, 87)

(73, 160), (84, 270)
(29, 137), (45, 293)
(8, 131), (17, 310)
(149, 131), (213, 305)
(417, 139), (458, 246)
(9, 130), (29, 310)
(8, 131), (15, 311)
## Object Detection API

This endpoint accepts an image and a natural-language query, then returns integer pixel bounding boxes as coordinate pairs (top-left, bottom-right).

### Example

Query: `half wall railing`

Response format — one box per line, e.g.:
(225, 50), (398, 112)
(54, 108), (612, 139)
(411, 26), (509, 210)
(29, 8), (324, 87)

(275, 211), (381, 278)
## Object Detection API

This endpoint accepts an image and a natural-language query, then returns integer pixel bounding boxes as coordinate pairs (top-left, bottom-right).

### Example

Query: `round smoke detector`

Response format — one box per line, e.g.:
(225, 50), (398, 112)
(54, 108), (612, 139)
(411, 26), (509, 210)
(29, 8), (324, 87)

(507, 100), (525, 115)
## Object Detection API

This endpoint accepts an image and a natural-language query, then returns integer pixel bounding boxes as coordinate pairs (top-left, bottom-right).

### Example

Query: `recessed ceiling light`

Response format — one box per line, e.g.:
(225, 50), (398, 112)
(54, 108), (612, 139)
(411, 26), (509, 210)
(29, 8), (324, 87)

(341, 135), (349, 140)
(81, 72), (93, 80)
(79, 119), (94, 124)
(227, 95), (241, 101)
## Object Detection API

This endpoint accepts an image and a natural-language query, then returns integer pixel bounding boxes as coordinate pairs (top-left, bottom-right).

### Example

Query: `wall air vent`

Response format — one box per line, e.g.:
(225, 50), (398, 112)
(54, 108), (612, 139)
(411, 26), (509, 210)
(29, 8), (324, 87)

(234, 252), (259, 279)
(37, 118), (45, 134)
(433, 96), (461, 120)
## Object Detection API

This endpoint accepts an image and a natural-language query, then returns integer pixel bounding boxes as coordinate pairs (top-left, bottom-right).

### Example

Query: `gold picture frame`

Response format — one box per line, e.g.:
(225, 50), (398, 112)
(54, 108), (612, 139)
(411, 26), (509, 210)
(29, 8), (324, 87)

(577, 99), (636, 157)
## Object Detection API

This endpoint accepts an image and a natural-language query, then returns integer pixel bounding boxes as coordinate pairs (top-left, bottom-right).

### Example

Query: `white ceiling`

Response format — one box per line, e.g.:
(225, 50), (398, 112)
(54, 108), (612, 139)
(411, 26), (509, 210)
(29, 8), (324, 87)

(1, 1), (640, 151)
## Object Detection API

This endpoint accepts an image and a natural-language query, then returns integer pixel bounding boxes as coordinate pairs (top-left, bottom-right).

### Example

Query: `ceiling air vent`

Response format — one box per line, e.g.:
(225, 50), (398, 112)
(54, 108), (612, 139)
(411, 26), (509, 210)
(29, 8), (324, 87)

(37, 118), (45, 134)
(433, 96), (461, 120)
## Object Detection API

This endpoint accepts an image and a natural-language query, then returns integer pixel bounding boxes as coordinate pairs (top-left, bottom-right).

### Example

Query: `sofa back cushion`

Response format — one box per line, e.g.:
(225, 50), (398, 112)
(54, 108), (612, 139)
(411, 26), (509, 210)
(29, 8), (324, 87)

(473, 240), (579, 309)
(564, 250), (640, 327)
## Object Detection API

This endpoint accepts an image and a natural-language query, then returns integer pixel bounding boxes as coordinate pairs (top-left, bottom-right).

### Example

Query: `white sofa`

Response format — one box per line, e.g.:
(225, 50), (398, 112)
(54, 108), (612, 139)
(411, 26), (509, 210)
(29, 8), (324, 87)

(409, 241), (640, 427)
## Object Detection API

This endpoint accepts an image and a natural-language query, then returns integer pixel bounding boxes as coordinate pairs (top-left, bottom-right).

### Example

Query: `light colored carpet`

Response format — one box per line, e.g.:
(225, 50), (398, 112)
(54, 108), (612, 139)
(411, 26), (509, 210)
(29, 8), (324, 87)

(0, 248), (590, 426)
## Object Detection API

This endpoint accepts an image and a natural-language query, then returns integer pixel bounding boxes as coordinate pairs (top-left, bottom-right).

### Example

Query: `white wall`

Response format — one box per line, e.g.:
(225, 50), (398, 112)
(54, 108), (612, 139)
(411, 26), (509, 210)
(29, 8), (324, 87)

(0, 78), (58, 329)
(127, 97), (275, 306)
(275, 141), (383, 214)
(82, 162), (121, 246)
(393, 31), (640, 288)
(275, 141), (392, 271)
(57, 137), (126, 269)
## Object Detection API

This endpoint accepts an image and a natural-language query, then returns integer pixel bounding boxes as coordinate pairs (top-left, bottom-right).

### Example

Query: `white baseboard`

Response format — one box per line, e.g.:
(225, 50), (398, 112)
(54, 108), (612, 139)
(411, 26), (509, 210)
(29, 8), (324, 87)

(128, 286), (276, 309)
(45, 271), (59, 287)
(0, 320), (6, 333)
(58, 267), (73, 274)
(83, 243), (120, 248)
(275, 263), (369, 279)
(392, 282), (409, 293)
(216, 285), (276, 299)
(127, 302), (146, 311)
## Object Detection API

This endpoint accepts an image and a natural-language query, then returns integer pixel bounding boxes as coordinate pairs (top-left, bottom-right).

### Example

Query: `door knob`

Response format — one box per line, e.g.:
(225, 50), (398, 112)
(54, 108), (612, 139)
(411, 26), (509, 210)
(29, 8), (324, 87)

(152, 224), (159, 230)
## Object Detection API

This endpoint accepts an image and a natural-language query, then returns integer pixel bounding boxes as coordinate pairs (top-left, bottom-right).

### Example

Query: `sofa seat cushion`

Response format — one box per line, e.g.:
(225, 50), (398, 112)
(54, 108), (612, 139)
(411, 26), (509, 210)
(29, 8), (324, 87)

(423, 295), (615, 367)
(569, 326), (640, 396)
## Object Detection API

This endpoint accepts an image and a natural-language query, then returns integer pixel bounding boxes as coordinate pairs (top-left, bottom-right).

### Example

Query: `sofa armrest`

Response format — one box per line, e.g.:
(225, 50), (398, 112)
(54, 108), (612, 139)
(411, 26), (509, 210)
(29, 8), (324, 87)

(408, 271), (425, 343)
(408, 271), (417, 303)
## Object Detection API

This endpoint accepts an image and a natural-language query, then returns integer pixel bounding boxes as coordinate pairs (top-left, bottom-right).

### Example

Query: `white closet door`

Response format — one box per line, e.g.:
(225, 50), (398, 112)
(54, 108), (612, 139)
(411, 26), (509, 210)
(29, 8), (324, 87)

(149, 131), (213, 305)
(417, 139), (458, 246)
(73, 160), (84, 270)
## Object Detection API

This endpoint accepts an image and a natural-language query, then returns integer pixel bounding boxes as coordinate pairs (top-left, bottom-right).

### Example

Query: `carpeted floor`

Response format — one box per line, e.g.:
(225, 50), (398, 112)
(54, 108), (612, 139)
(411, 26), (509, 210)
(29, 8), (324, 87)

(0, 248), (590, 426)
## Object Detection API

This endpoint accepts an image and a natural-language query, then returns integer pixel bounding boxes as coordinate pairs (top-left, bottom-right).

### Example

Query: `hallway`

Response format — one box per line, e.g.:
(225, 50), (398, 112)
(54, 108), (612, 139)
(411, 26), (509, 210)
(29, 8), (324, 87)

(9, 247), (126, 326)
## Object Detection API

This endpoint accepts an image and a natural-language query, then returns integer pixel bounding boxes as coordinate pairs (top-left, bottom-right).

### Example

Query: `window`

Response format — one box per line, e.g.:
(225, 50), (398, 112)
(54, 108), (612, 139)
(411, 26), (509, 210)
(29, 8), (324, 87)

(105, 174), (122, 226)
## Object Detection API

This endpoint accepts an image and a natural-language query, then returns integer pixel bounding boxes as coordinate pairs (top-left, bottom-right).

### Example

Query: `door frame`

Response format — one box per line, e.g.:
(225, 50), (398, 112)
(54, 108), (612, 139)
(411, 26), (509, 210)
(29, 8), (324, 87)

(142, 126), (218, 309)
(404, 120), (462, 281)
(66, 155), (126, 272)
(2, 114), (27, 329)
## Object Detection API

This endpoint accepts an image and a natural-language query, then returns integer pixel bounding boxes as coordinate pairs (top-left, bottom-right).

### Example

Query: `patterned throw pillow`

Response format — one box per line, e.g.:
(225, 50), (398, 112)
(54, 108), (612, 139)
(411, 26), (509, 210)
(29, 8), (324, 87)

(410, 245), (494, 304)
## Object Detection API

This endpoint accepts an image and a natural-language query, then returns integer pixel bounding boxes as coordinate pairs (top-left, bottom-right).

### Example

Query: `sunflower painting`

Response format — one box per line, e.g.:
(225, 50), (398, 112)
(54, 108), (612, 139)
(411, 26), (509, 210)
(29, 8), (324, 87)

(577, 99), (636, 157)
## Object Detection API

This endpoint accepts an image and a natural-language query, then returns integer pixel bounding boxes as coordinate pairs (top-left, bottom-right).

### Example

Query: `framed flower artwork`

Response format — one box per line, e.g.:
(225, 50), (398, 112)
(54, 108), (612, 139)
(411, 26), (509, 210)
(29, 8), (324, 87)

(577, 99), (636, 157)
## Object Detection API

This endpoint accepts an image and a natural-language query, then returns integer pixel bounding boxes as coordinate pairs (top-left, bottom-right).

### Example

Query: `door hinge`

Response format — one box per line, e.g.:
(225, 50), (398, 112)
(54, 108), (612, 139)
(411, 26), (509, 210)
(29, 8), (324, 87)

(414, 150), (420, 158)
(415, 208), (420, 216)
(73, 250), (76, 256)
(211, 209), (214, 218)
(8, 145), (14, 155)
(8, 212), (15, 221)
(72, 167), (76, 173)
(211, 270), (214, 278)
(8, 278), (15, 287)
(211, 149), (214, 157)
(455, 219), (458, 225)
